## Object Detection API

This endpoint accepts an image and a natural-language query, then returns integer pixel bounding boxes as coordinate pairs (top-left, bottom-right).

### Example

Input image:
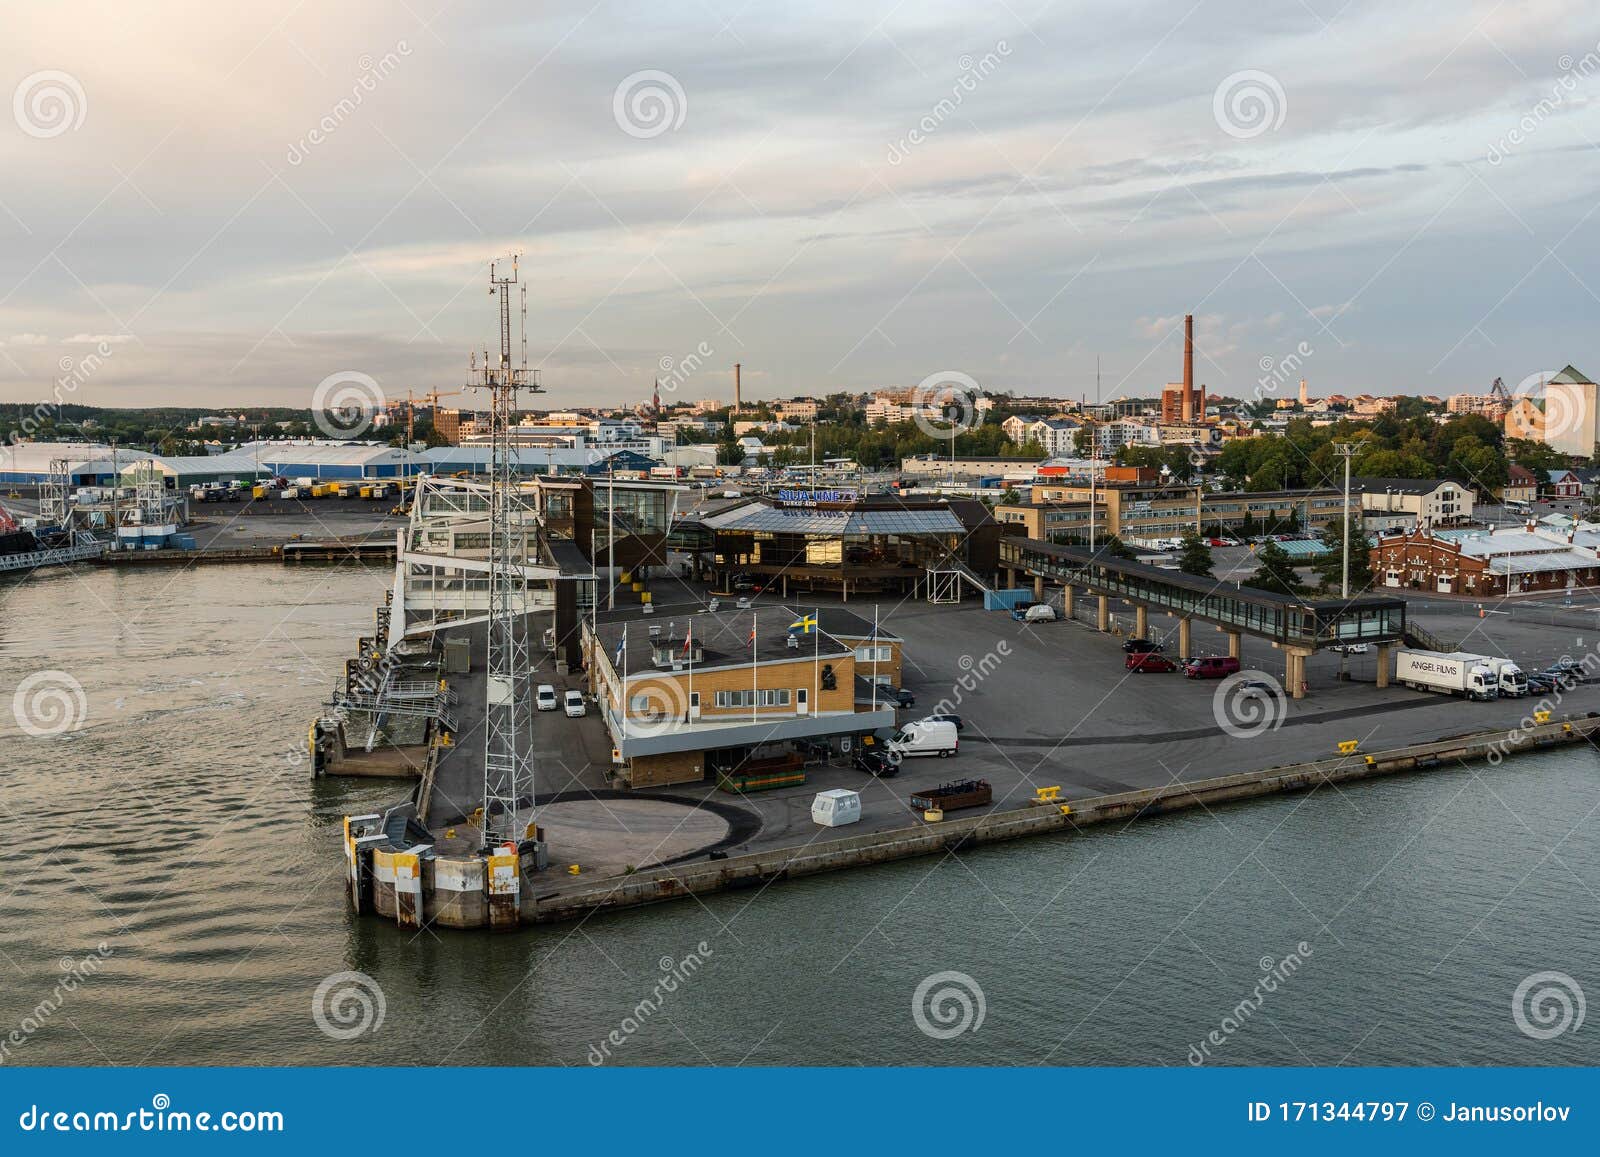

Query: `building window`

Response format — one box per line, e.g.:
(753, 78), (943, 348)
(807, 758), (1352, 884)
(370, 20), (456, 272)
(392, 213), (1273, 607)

(854, 645), (892, 663)
(713, 688), (792, 708)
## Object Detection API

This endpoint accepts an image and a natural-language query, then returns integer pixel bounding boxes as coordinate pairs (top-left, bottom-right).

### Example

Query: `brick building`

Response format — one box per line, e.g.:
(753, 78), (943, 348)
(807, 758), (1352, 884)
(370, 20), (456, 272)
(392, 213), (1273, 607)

(1371, 525), (1600, 596)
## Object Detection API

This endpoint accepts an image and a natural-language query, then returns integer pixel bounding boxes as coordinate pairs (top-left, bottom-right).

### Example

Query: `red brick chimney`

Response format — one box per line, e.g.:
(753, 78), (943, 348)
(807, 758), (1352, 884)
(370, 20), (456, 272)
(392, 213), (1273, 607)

(1182, 314), (1195, 423)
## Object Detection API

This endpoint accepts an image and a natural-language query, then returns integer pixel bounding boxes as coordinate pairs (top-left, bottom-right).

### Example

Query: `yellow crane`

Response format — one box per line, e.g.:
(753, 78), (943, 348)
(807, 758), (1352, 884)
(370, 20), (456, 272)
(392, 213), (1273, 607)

(406, 388), (463, 443)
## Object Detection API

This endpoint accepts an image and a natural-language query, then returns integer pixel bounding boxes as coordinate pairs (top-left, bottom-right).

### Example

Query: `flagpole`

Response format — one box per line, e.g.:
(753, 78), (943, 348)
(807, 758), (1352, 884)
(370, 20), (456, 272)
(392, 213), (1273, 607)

(871, 604), (879, 714)
(751, 608), (758, 723)
(813, 605), (820, 717)
(686, 620), (694, 723)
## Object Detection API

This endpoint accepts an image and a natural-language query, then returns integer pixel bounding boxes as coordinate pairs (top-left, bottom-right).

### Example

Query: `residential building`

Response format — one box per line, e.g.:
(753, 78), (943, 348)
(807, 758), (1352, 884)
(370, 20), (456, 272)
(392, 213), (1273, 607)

(1355, 477), (1475, 534)
(1542, 365), (1599, 456)
(1025, 418), (1081, 456)
(1446, 393), (1510, 420)
(1504, 398), (1544, 441)
(1546, 468), (1583, 498)
(1500, 464), (1537, 506)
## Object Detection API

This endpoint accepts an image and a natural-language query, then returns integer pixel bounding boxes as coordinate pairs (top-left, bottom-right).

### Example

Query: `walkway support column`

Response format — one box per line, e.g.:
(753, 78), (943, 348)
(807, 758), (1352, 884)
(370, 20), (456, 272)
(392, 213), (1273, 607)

(1376, 643), (1391, 689)
(1034, 575), (1045, 601)
(1226, 631), (1241, 659)
(1064, 585), (1075, 618)
(1178, 618), (1192, 658)
(1134, 605), (1147, 641)
(1097, 595), (1109, 632)
(1287, 646), (1313, 699)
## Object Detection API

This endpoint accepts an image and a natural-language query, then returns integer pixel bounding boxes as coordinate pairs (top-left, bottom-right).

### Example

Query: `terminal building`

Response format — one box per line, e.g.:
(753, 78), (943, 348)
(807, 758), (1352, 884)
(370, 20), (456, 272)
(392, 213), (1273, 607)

(997, 467), (1343, 545)
(585, 606), (901, 788)
(687, 489), (1002, 600)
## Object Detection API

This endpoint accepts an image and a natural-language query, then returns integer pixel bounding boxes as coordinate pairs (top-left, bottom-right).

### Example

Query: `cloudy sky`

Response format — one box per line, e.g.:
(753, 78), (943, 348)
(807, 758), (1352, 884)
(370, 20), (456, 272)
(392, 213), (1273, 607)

(2, 0), (1599, 412)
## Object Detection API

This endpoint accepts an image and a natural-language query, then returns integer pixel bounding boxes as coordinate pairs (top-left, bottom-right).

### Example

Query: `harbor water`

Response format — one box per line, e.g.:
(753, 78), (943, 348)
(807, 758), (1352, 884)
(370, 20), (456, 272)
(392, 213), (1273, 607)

(1, 566), (1596, 1066)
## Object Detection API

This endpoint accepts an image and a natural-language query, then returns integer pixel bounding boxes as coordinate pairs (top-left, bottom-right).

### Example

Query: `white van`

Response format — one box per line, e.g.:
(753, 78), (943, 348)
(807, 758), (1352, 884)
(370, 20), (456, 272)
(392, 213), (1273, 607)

(887, 718), (959, 760)
(811, 789), (862, 827)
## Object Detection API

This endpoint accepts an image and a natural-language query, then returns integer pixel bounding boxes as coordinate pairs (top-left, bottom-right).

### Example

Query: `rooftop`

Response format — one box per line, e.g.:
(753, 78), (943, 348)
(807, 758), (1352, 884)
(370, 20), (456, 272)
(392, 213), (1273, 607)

(594, 604), (855, 674)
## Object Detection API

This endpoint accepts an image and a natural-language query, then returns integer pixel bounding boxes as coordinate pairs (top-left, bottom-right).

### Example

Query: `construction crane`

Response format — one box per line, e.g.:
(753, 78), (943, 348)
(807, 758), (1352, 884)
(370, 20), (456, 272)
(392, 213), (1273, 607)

(405, 388), (464, 443)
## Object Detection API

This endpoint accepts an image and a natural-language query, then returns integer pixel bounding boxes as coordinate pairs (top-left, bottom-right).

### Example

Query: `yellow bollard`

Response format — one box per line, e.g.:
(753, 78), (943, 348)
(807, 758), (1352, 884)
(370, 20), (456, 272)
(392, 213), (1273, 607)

(1534, 709), (1552, 724)
(924, 808), (944, 823)
(1034, 785), (1061, 802)
(568, 864), (581, 875)
(1058, 804), (1072, 816)
(1337, 739), (1360, 756)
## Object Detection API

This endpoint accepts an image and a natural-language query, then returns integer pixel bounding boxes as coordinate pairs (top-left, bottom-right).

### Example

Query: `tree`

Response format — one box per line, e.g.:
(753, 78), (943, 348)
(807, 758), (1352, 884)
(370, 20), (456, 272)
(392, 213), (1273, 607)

(1094, 534), (1135, 561)
(1177, 530), (1214, 577)
(1246, 540), (1307, 597)
(1314, 516), (1373, 594)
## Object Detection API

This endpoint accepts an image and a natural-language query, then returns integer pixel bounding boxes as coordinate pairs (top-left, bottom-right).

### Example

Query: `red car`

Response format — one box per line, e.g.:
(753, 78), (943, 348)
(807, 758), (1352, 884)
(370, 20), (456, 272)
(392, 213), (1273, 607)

(1184, 655), (1242, 679)
(1126, 652), (1177, 673)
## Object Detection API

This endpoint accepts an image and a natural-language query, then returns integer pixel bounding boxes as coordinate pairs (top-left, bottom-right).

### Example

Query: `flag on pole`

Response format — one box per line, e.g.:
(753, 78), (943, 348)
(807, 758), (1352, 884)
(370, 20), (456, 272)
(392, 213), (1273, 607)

(681, 624), (692, 655)
(614, 630), (625, 669)
(788, 613), (818, 634)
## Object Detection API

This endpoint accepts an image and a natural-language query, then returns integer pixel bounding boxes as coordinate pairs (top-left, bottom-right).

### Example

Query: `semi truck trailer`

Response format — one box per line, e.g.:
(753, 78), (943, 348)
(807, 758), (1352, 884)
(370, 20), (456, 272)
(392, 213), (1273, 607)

(1395, 649), (1498, 700)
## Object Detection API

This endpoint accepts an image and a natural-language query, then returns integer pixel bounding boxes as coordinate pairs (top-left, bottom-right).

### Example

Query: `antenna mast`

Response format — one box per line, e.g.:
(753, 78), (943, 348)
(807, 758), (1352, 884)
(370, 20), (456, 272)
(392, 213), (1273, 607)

(468, 254), (544, 850)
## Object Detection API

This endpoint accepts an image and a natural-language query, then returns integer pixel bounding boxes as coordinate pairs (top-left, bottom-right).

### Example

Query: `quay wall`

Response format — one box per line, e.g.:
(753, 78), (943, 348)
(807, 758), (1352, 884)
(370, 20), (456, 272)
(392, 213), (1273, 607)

(531, 715), (1600, 924)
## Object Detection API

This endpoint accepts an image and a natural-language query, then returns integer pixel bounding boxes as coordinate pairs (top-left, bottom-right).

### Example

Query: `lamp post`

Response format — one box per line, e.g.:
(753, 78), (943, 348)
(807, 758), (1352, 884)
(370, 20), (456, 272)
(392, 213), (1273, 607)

(1333, 442), (1357, 682)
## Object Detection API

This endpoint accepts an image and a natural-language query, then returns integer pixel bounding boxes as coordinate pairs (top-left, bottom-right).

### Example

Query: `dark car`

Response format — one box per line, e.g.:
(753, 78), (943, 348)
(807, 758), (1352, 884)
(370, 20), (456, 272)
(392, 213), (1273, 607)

(730, 573), (756, 591)
(919, 713), (964, 731)
(1121, 638), (1163, 654)
(852, 745), (899, 778)
(890, 687), (915, 708)
(1125, 652), (1177, 673)
(1543, 663), (1582, 691)
(1524, 672), (1557, 695)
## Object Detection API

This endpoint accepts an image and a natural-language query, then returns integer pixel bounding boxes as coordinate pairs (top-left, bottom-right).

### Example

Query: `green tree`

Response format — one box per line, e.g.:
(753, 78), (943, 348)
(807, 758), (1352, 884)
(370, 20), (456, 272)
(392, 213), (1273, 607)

(1314, 517), (1373, 594)
(1177, 530), (1214, 577)
(1246, 540), (1307, 597)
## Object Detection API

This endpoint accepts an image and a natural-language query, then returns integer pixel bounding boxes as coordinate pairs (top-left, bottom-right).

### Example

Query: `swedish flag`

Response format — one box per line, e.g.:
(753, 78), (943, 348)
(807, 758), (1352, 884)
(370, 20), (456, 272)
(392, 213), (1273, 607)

(788, 613), (818, 634)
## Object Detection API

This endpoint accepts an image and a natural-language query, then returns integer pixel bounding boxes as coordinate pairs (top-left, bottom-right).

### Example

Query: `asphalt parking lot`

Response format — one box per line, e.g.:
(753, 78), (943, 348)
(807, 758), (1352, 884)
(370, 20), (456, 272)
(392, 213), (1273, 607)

(560, 572), (1600, 866)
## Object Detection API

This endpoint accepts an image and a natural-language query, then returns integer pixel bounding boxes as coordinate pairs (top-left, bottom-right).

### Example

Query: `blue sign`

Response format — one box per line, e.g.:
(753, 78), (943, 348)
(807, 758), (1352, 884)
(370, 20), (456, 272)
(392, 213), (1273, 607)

(776, 488), (856, 506)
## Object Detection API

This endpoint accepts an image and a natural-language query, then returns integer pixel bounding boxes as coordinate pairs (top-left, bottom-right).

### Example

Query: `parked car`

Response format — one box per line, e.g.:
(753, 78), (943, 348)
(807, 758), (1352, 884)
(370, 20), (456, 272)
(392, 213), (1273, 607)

(562, 690), (587, 717)
(1184, 655), (1242, 679)
(1543, 662), (1582, 690)
(889, 687), (915, 708)
(852, 745), (899, 778)
(731, 573), (756, 591)
(1234, 678), (1284, 704)
(1009, 603), (1036, 622)
(1122, 638), (1164, 654)
(1329, 643), (1370, 655)
(1524, 672), (1557, 695)
(918, 713), (964, 732)
(535, 684), (559, 711)
(1126, 652), (1177, 673)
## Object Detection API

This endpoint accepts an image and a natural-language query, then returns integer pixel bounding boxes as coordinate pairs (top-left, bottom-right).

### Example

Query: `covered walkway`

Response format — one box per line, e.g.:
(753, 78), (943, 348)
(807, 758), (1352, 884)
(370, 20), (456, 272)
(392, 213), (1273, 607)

(1000, 537), (1407, 698)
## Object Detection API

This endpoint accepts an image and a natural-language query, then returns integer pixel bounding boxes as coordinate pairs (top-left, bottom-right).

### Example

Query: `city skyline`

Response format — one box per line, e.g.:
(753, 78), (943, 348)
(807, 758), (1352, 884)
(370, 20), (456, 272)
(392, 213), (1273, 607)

(4, 3), (1600, 411)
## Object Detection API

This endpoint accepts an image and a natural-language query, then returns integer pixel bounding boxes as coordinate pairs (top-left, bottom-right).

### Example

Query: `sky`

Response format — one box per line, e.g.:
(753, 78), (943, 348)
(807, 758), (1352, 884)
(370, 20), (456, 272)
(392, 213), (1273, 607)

(2, 0), (1600, 413)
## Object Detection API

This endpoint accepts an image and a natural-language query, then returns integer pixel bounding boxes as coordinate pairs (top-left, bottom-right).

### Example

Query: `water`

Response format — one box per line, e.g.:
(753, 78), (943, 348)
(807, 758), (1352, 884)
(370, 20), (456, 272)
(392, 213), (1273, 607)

(1, 565), (1596, 1067)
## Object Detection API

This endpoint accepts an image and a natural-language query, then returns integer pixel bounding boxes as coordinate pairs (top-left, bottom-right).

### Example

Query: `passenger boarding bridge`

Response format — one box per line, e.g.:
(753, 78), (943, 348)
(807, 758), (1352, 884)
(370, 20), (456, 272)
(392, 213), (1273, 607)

(1000, 537), (1407, 697)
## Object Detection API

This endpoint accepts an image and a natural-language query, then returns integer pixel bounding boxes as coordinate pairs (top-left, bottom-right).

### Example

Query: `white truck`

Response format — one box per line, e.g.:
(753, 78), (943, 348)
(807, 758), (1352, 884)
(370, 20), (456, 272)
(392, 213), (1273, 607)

(1477, 656), (1528, 697)
(1395, 649), (1498, 701)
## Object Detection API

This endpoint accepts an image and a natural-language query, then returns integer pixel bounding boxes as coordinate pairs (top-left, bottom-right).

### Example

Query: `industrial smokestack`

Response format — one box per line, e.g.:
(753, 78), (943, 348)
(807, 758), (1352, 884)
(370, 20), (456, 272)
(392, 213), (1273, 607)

(734, 362), (742, 412)
(1182, 314), (1194, 423)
